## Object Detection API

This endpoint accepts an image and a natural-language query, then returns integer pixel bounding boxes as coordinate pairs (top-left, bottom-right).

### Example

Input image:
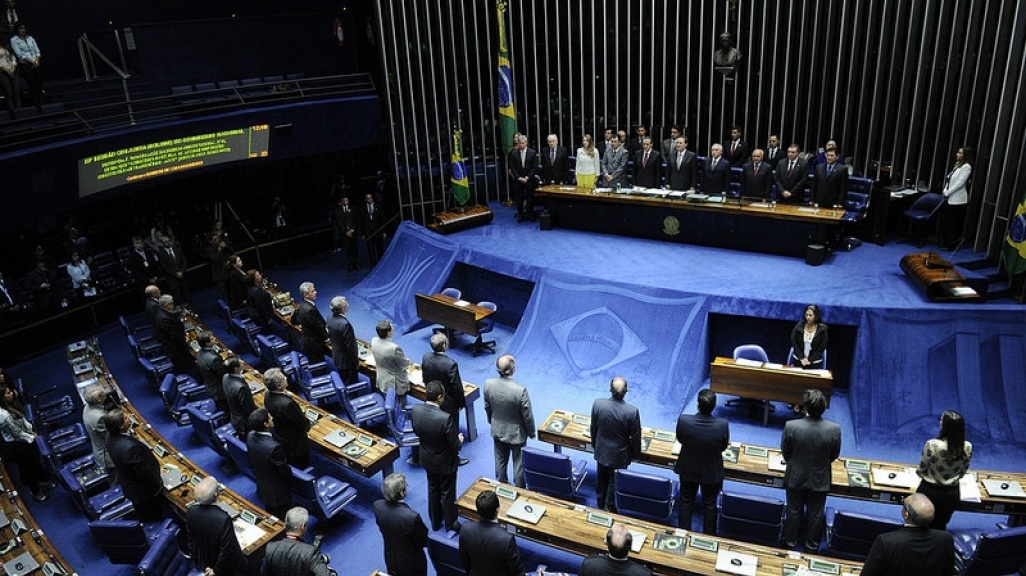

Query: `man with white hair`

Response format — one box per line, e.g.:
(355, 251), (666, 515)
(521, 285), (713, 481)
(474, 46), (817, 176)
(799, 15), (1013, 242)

(507, 134), (539, 222)
(261, 506), (336, 575)
(187, 477), (246, 576)
(295, 282), (329, 362)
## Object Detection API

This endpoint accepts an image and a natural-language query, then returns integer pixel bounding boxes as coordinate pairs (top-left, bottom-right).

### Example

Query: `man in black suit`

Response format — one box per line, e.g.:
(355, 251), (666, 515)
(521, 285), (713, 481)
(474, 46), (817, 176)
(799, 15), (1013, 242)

(674, 389), (730, 533)
(222, 356), (257, 437)
(861, 493), (954, 576)
(579, 523), (653, 576)
(153, 294), (190, 372)
(590, 376), (642, 513)
(422, 333), (469, 466)
(811, 148), (849, 208)
(332, 195), (361, 271)
(156, 234), (188, 303)
(632, 137), (662, 189)
(459, 490), (525, 576)
(263, 367), (311, 469)
(723, 125), (750, 167)
(774, 144), (809, 204)
(764, 134), (786, 167)
(144, 284), (162, 325)
(247, 407), (292, 520)
(665, 136), (697, 191)
(195, 332), (228, 412)
(780, 388), (841, 551)
(507, 134), (539, 222)
(701, 144), (731, 196)
(262, 506), (337, 576)
(326, 295), (359, 385)
(410, 380), (463, 532)
(127, 236), (160, 286)
(103, 408), (164, 521)
(373, 472), (429, 576)
(626, 125), (648, 156)
(295, 281), (329, 362)
(539, 133), (569, 185)
(359, 192), (388, 266)
(186, 476), (247, 576)
(740, 148), (774, 199)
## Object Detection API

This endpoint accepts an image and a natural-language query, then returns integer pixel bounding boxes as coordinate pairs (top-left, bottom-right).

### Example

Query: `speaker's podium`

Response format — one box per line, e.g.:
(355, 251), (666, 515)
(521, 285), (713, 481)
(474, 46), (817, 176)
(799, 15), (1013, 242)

(427, 204), (493, 234)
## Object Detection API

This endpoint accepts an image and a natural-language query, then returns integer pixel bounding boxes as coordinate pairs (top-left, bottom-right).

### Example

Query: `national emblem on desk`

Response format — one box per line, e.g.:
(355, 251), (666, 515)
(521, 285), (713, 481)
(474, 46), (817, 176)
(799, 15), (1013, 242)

(663, 215), (681, 236)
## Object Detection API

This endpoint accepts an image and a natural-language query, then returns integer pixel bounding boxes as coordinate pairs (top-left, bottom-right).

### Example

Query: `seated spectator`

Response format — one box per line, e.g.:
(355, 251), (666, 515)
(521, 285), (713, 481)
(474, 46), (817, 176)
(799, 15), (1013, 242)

(9, 22), (41, 109)
(0, 39), (20, 117)
(66, 251), (96, 298)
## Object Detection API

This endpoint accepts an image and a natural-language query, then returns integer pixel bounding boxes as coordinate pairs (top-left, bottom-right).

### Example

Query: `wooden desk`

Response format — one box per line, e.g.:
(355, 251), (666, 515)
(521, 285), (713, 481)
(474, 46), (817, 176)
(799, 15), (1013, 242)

(536, 409), (1026, 516)
(0, 460), (77, 575)
(458, 477), (864, 576)
(709, 357), (833, 425)
(414, 292), (495, 337)
(66, 341), (282, 554)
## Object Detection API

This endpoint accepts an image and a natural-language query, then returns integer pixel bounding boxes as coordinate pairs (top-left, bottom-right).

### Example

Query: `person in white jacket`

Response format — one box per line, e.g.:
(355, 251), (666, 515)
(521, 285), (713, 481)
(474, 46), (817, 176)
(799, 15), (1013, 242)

(940, 146), (973, 250)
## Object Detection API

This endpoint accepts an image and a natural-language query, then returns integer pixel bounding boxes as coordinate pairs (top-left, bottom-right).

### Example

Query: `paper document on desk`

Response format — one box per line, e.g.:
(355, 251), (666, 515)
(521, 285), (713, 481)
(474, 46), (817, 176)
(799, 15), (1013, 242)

(233, 518), (266, 549)
(453, 300), (470, 307)
(960, 473), (981, 502)
(734, 358), (763, 367)
(768, 454), (787, 472)
(629, 530), (646, 553)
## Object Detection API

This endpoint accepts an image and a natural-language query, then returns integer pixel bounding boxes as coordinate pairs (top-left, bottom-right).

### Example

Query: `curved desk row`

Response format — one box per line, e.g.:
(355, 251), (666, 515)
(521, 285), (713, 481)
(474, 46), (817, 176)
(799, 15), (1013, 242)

(0, 460), (76, 575)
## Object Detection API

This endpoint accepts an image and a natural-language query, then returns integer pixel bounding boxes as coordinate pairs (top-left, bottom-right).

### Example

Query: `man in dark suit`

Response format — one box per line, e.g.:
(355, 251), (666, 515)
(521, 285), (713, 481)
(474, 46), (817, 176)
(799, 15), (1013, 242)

(222, 356), (257, 437)
(422, 333), (469, 466)
(661, 126), (682, 159)
(153, 294), (190, 372)
(665, 136), (697, 191)
(373, 473), (429, 576)
(103, 408), (164, 521)
(740, 148), (774, 199)
(245, 269), (274, 332)
(195, 332), (228, 412)
(262, 506), (337, 576)
(590, 376), (642, 513)
(774, 144), (809, 204)
(156, 234), (188, 303)
(811, 148), (849, 208)
(674, 389), (730, 533)
(507, 134), (539, 222)
(626, 125), (648, 156)
(539, 133), (569, 185)
(861, 493), (954, 576)
(263, 367), (310, 469)
(780, 388), (841, 551)
(410, 380), (463, 532)
(764, 134), (786, 167)
(701, 144), (731, 196)
(632, 137), (662, 188)
(332, 195), (361, 271)
(723, 125), (750, 167)
(127, 236), (160, 286)
(459, 490), (525, 576)
(144, 284), (162, 325)
(295, 281), (329, 362)
(327, 295), (359, 385)
(579, 523), (653, 576)
(359, 192), (388, 266)
(247, 407), (292, 521)
(187, 477), (247, 576)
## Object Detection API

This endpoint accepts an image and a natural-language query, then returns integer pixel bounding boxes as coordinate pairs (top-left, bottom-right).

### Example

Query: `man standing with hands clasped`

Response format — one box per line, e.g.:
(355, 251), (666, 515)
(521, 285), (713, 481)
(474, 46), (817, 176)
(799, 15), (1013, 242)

(411, 380), (464, 533)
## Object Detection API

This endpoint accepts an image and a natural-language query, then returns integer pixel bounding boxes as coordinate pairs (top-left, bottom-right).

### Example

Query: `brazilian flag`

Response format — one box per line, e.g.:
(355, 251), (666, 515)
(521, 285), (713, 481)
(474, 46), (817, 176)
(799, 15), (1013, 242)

(1002, 189), (1026, 275)
(451, 130), (470, 206)
(496, 2), (517, 149)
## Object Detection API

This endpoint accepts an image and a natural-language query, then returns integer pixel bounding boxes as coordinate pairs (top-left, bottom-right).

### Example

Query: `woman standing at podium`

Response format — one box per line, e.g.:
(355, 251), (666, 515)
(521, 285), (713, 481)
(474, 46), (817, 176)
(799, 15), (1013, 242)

(940, 146), (973, 250)
(916, 410), (972, 530)
(790, 304), (827, 369)
(575, 134), (601, 190)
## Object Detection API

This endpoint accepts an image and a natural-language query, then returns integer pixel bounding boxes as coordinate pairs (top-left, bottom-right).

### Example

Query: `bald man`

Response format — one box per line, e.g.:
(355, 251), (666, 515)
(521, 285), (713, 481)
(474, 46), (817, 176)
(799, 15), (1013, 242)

(861, 493), (954, 576)
(591, 377), (642, 513)
(579, 523), (653, 576)
(186, 477), (246, 576)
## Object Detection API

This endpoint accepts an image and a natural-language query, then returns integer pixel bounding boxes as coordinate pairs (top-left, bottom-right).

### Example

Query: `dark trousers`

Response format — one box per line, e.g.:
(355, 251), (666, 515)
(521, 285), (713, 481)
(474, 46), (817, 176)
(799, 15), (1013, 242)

(940, 203), (967, 248)
(784, 488), (828, 550)
(916, 480), (960, 530)
(132, 493), (165, 522)
(0, 70), (20, 113)
(595, 464), (620, 512)
(679, 479), (722, 534)
(7, 439), (48, 492)
(512, 182), (535, 217)
(425, 470), (458, 531)
(17, 62), (40, 107)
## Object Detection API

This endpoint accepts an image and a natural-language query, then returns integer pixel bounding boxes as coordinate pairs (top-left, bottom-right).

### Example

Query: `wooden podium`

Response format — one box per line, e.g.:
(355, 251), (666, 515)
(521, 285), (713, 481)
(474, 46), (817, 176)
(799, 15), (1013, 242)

(427, 204), (493, 234)
(899, 252), (983, 302)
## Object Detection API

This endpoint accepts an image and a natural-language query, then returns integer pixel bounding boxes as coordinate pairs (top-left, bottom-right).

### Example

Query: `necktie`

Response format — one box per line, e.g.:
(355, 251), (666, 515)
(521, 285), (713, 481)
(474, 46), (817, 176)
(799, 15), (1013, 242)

(521, 150), (525, 167)
(731, 141), (737, 153)
(368, 205), (374, 219)
(828, 164), (834, 174)
(550, 148), (555, 163)
(754, 163), (760, 175)
(712, 158), (718, 169)
(788, 161), (795, 176)
(643, 152), (649, 167)
(676, 153), (683, 169)
(167, 247), (175, 260)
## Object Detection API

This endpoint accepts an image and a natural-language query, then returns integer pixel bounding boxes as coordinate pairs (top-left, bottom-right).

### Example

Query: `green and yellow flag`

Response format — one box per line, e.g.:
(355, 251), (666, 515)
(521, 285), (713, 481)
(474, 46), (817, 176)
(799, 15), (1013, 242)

(451, 129), (470, 206)
(1002, 188), (1026, 275)
(496, 2), (517, 149)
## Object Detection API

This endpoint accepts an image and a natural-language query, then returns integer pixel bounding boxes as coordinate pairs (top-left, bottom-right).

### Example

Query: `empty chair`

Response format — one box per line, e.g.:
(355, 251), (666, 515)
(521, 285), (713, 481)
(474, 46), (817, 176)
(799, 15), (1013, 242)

(433, 287), (463, 337)
(822, 506), (903, 560)
(901, 192), (946, 247)
(427, 529), (466, 576)
(257, 333), (291, 369)
(334, 371), (387, 428)
(290, 466), (358, 521)
(332, 370), (373, 402)
(158, 373), (210, 425)
(954, 524), (1026, 576)
(88, 485), (135, 521)
(224, 433), (256, 480)
(185, 402), (232, 457)
(35, 421), (91, 472)
(230, 316), (261, 354)
(137, 522), (193, 576)
(717, 491), (786, 547)
(724, 345), (772, 419)
(88, 518), (176, 564)
(21, 384), (76, 430)
(467, 301), (498, 357)
(523, 446), (587, 502)
(217, 298), (247, 322)
(291, 352), (337, 406)
(138, 355), (176, 388)
(384, 387), (419, 450)
(613, 469), (677, 524)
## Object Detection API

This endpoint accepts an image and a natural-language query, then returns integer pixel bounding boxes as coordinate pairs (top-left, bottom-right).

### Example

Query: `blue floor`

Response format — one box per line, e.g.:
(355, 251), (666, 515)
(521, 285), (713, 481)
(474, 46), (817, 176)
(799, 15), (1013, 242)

(9, 201), (1026, 575)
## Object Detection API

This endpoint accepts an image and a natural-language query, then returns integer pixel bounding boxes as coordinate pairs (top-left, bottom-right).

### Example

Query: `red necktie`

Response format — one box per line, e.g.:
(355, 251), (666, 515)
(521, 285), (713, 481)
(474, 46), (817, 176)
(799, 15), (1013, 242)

(754, 163), (760, 175)
(643, 152), (649, 167)
(788, 162), (794, 176)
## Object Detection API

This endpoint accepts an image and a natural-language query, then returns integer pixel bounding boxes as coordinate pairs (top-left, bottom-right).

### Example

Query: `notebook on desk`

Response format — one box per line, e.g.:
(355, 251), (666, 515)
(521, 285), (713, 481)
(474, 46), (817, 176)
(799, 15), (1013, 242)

(715, 550), (758, 576)
(871, 469), (919, 489)
(983, 479), (1026, 499)
(4, 551), (40, 576)
(768, 454), (787, 472)
(506, 499), (546, 524)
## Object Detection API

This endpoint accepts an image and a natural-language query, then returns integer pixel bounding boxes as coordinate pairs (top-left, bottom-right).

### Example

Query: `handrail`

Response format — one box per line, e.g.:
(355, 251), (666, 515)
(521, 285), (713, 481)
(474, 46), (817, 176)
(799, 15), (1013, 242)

(77, 32), (135, 123)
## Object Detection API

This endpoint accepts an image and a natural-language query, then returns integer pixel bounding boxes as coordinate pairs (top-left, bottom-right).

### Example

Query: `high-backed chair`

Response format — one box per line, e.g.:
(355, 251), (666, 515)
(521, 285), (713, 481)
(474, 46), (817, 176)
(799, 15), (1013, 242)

(35, 421), (91, 473)
(20, 382), (76, 431)
(158, 373), (208, 425)
(335, 372), (387, 428)
(224, 433), (256, 480)
(468, 301), (498, 357)
(331, 370), (373, 403)
(717, 491), (786, 547)
(523, 446), (587, 502)
(138, 355), (175, 388)
(292, 351), (337, 406)
(137, 522), (196, 576)
(901, 192), (945, 247)
(433, 287), (464, 337)
(954, 524), (1026, 576)
(822, 507), (903, 560)
(613, 469), (677, 524)
(724, 345), (771, 415)
(185, 402), (232, 457)
(384, 388), (419, 450)
(289, 465), (358, 521)
(427, 529), (466, 576)
(257, 333), (291, 369)
(88, 518), (176, 564)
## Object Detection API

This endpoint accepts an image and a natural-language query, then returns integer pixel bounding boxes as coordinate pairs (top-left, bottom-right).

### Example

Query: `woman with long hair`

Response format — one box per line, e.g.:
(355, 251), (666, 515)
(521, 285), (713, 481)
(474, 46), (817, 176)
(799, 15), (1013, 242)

(940, 146), (974, 250)
(0, 384), (53, 501)
(790, 304), (827, 369)
(916, 410), (972, 529)
(574, 133), (601, 190)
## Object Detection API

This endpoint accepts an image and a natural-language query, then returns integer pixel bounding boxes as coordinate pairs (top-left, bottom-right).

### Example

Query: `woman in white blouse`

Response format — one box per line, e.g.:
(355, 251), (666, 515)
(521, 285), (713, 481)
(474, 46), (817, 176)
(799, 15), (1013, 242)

(66, 251), (96, 297)
(940, 146), (973, 249)
(916, 410), (972, 530)
(574, 134), (601, 190)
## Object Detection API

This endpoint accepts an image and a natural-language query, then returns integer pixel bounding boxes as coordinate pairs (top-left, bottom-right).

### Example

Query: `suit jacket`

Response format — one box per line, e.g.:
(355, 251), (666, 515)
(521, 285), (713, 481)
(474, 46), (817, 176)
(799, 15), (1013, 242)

(296, 299), (329, 361)
(764, 146), (787, 167)
(579, 554), (653, 576)
(741, 161), (774, 199)
(196, 346), (227, 403)
(861, 526), (954, 576)
(812, 162), (849, 207)
(106, 431), (162, 507)
(247, 431), (292, 513)
(83, 404), (114, 470)
(153, 307), (189, 364)
(665, 149), (697, 191)
(781, 416), (841, 491)
(590, 397), (642, 469)
(127, 248), (160, 285)
(156, 242), (187, 277)
(774, 158), (809, 203)
(223, 373), (257, 436)
(410, 402), (460, 474)
(790, 322), (828, 366)
(601, 146), (629, 188)
(371, 336), (410, 395)
(723, 139), (750, 166)
(186, 503), (247, 576)
(507, 147), (539, 183)
(145, 296), (162, 324)
(421, 351), (465, 415)
(539, 145), (570, 184)
(483, 376), (535, 445)
(327, 312), (359, 372)
(358, 200), (387, 239)
(674, 412), (730, 484)
(264, 390), (310, 466)
(373, 499), (429, 576)
(632, 149), (663, 188)
(246, 284), (274, 329)
(459, 519), (525, 576)
(261, 538), (334, 576)
(701, 157), (731, 195)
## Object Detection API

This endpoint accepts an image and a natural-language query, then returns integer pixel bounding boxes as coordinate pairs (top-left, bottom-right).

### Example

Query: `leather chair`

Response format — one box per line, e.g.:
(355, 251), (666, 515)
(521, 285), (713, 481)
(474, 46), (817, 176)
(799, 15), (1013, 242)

(822, 506), (903, 560)
(717, 491), (785, 547)
(384, 387), (419, 450)
(87, 485), (135, 520)
(291, 351), (337, 407)
(901, 192), (946, 247)
(185, 402), (232, 457)
(522, 446), (587, 502)
(613, 469), (677, 524)
(427, 529), (466, 576)
(88, 518), (176, 564)
(256, 333), (291, 370)
(229, 315), (261, 355)
(467, 301), (498, 357)
(20, 381), (76, 431)
(119, 314), (157, 347)
(289, 465), (357, 521)
(137, 523), (198, 576)
(334, 371), (387, 428)
(954, 524), (1026, 576)
(224, 433), (256, 480)
(158, 373), (208, 426)
(126, 332), (167, 362)
(137, 355), (175, 389)
(34, 420), (91, 472)
(331, 370), (373, 404)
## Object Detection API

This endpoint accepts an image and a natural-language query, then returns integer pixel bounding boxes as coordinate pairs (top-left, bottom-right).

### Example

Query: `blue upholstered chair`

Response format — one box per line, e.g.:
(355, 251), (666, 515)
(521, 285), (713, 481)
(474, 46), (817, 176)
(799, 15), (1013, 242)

(613, 469), (678, 524)
(334, 371), (387, 428)
(717, 491), (785, 547)
(256, 333), (291, 370)
(230, 316), (261, 355)
(88, 518), (176, 565)
(522, 446), (587, 502)
(224, 433), (255, 480)
(427, 529), (466, 576)
(291, 351), (337, 407)
(331, 370), (373, 404)
(289, 465), (358, 521)
(822, 506), (903, 560)
(433, 287), (464, 337)
(384, 387), (419, 450)
(137, 355), (175, 388)
(953, 524), (1026, 576)
(137, 523), (199, 576)
(901, 192), (945, 247)
(158, 373), (208, 426)
(185, 402), (232, 457)
(468, 301), (498, 357)
(725, 344), (771, 415)
(35, 420), (91, 473)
